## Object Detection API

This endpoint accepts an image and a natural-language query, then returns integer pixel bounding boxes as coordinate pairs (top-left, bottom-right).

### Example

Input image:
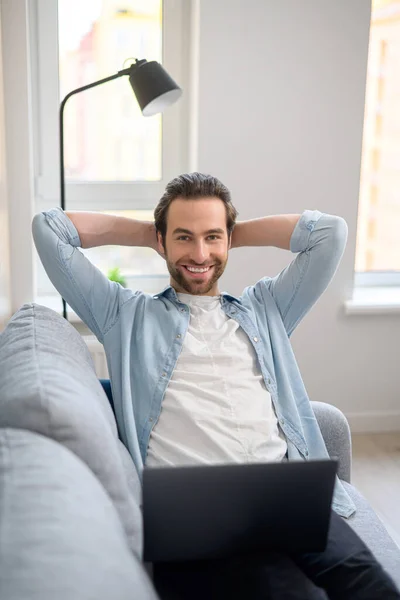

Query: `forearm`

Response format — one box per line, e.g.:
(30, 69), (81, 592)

(65, 211), (157, 250)
(231, 214), (301, 250)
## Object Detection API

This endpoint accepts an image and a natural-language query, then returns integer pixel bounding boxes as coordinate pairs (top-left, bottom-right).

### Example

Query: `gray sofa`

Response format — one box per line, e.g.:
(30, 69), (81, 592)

(0, 303), (399, 599)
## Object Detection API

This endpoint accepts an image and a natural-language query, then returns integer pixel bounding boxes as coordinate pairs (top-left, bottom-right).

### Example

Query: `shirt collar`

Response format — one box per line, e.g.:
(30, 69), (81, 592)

(154, 285), (240, 304)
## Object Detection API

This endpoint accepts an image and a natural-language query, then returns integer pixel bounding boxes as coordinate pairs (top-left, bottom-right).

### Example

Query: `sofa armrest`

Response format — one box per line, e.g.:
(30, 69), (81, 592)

(311, 401), (352, 483)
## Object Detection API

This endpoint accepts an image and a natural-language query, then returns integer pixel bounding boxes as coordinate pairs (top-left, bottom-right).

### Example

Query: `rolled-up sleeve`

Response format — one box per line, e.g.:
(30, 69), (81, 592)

(256, 210), (348, 337)
(32, 207), (126, 342)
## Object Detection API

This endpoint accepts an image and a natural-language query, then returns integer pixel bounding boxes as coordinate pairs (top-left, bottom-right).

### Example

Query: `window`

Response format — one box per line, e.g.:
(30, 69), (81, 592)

(30, 0), (188, 305)
(355, 0), (400, 287)
(58, 0), (163, 182)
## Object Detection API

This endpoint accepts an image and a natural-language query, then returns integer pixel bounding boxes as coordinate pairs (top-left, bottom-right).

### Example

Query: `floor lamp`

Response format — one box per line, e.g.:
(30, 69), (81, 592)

(60, 58), (182, 320)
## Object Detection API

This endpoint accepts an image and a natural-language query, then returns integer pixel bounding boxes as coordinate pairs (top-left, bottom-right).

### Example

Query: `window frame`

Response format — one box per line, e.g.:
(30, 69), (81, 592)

(353, 0), (400, 288)
(30, 0), (189, 213)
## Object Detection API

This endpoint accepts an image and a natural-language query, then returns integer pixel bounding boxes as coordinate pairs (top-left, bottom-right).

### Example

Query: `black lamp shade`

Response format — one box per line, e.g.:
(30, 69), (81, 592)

(129, 60), (182, 116)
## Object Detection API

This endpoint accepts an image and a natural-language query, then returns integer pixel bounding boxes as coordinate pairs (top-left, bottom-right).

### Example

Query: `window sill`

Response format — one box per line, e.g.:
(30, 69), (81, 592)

(344, 287), (400, 315)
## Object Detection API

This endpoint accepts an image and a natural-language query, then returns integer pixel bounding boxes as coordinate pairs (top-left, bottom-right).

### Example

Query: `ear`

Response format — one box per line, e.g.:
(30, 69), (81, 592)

(157, 231), (166, 258)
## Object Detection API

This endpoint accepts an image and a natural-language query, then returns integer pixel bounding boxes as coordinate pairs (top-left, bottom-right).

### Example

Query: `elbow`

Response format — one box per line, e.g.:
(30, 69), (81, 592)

(330, 216), (348, 253)
(31, 212), (45, 244)
(31, 212), (41, 238)
(331, 215), (348, 240)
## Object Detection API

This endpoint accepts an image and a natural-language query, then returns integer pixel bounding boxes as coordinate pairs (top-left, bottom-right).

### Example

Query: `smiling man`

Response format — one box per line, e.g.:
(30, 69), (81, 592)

(32, 172), (399, 599)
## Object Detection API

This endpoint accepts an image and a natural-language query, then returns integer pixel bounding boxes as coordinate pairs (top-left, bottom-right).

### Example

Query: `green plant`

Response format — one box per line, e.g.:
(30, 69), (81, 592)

(107, 267), (127, 288)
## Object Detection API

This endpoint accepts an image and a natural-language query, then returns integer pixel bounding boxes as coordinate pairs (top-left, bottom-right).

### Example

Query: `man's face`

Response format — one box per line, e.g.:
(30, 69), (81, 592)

(157, 197), (231, 296)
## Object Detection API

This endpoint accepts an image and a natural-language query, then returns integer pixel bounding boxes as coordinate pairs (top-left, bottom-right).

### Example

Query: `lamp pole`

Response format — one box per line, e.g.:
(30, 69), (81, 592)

(59, 59), (182, 319)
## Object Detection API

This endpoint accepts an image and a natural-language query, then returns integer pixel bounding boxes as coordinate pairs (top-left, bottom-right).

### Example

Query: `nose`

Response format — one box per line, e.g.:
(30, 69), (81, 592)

(190, 241), (209, 265)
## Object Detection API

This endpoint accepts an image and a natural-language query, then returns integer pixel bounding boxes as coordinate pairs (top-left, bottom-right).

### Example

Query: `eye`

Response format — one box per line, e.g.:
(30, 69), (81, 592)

(176, 235), (221, 241)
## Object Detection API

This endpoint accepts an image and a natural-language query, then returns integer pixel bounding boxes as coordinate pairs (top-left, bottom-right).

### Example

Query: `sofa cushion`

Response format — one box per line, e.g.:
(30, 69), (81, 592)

(0, 428), (158, 600)
(0, 303), (142, 558)
(343, 481), (400, 589)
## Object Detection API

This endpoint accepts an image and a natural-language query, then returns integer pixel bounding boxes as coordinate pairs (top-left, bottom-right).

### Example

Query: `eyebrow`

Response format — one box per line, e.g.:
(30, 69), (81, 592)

(172, 228), (225, 236)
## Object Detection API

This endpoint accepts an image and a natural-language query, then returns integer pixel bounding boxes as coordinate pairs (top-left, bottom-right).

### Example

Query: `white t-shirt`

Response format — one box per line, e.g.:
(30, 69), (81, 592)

(145, 293), (287, 467)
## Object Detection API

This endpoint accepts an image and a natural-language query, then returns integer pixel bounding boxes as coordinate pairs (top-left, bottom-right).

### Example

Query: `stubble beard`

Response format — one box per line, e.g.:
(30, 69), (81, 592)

(166, 258), (227, 295)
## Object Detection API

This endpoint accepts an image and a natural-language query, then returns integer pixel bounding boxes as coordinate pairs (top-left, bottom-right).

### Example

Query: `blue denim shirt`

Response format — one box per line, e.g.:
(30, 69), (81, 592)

(32, 207), (356, 518)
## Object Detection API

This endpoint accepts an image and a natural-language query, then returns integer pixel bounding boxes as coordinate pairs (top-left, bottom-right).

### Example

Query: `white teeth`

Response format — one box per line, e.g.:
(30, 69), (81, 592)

(186, 266), (210, 273)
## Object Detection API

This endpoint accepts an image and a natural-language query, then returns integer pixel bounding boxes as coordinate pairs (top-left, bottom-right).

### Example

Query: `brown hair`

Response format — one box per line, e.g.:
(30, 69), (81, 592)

(154, 172), (238, 244)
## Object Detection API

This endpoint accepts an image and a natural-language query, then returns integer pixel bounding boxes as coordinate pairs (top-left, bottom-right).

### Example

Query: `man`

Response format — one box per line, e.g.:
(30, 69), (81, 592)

(32, 172), (399, 599)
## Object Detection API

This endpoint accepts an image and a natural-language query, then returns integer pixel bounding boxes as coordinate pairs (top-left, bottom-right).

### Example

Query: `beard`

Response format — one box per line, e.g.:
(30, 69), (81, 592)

(165, 255), (227, 295)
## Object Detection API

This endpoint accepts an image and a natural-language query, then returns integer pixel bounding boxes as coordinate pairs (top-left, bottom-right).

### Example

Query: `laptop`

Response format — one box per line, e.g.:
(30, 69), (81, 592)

(142, 459), (338, 563)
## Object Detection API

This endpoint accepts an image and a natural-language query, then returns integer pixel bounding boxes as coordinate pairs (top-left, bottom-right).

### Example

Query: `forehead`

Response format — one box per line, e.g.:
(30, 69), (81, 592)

(168, 197), (226, 232)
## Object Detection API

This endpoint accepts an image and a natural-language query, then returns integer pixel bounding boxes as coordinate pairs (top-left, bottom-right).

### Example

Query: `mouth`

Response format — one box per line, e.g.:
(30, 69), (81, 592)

(180, 265), (214, 279)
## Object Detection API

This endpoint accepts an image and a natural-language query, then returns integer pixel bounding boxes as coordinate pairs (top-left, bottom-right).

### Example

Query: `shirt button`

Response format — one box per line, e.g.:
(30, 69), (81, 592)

(267, 378), (271, 384)
(280, 418), (285, 425)
(176, 334), (181, 339)
(253, 337), (258, 342)
(162, 372), (167, 377)
(149, 418), (153, 422)
(232, 309), (236, 314)
(180, 308), (185, 312)
(305, 450), (309, 456)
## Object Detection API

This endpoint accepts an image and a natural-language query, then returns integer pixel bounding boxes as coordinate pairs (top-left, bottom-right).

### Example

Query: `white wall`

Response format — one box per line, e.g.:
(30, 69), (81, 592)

(193, 0), (399, 431)
(0, 3), (11, 330)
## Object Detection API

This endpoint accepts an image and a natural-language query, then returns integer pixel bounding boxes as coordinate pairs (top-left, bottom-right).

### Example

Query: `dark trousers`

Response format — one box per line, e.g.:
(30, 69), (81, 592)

(152, 510), (400, 600)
